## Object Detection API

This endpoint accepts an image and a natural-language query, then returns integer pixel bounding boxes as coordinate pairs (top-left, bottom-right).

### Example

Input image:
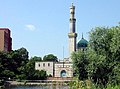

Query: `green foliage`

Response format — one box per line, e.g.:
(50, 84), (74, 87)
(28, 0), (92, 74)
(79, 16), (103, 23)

(43, 54), (58, 62)
(29, 56), (42, 68)
(17, 47), (29, 60)
(72, 50), (88, 80)
(30, 56), (42, 62)
(2, 70), (15, 78)
(0, 48), (48, 80)
(69, 80), (120, 89)
(18, 56), (46, 80)
(33, 70), (47, 80)
(16, 74), (26, 80)
(69, 80), (97, 89)
(48, 74), (52, 77)
(105, 84), (120, 89)
(88, 25), (120, 85)
(16, 53), (47, 80)
(0, 51), (16, 79)
(71, 24), (120, 88)
(0, 80), (4, 86)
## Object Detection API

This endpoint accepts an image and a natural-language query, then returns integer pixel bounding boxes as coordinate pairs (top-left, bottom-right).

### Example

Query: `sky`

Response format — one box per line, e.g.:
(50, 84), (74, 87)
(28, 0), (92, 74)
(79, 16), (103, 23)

(0, 0), (120, 59)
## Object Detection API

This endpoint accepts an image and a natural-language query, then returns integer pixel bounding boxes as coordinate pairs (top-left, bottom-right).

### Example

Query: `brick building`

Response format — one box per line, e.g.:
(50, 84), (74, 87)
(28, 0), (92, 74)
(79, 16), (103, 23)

(0, 28), (12, 52)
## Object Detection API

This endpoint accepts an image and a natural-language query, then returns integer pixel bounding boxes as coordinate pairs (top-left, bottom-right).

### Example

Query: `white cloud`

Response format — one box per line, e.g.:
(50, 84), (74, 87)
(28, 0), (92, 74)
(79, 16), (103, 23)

(25, 24), (36, 31)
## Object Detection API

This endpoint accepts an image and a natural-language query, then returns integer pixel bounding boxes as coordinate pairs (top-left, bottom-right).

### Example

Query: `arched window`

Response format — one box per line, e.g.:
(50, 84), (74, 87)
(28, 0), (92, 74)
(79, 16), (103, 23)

(60, 70), (66, 77)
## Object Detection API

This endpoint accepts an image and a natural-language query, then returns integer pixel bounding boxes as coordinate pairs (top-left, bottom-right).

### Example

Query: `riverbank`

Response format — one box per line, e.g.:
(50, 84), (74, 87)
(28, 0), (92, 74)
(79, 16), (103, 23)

(6, 77), (74, 86)
(7, 79), (74, 86)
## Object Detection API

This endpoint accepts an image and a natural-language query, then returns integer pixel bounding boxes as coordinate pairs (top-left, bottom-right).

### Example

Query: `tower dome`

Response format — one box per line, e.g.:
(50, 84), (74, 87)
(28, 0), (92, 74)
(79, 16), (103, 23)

(77, 35), (88, 49)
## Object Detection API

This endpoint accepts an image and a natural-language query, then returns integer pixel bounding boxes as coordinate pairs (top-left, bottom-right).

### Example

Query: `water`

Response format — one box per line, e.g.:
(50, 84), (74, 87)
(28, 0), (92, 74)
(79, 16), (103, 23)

(6, 85), (69, 89)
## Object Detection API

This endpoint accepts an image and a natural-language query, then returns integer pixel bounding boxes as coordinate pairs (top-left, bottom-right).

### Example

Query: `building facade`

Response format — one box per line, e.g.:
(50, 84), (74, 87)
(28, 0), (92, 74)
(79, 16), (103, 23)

(35, 62), (54, 76)
(35, 61), (73, 77)
(54, 61), (73, 77)
(0, 28), (12, 52)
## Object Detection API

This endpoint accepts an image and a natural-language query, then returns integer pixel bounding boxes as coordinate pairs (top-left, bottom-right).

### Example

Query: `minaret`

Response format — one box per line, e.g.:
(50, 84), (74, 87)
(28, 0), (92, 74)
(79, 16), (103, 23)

(68, 3), (77, 62)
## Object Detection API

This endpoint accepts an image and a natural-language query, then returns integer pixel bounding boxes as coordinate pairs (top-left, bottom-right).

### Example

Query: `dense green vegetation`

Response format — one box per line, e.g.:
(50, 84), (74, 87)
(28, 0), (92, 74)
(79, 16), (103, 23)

(43, 54), (58, 62)
(0, 24), (120, 88)
(69, 80), (120, 89)
(0, 48), (58, 81)
(71, 24), (120, 88)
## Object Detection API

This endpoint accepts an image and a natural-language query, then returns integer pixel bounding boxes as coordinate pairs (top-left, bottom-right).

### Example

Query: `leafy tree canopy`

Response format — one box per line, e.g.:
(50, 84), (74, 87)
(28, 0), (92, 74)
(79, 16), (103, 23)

(72, 50), (88, 80)
(72, 24), (120, 86)
(43, 54), (58, 62)
(88, 24), (120, 85)
(30, 56), (42, 62)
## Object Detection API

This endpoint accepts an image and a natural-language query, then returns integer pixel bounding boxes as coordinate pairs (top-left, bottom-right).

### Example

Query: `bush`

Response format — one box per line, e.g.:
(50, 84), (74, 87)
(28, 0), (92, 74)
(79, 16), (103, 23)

(0, 80), (4, 86)
(69, 79), (120, 89)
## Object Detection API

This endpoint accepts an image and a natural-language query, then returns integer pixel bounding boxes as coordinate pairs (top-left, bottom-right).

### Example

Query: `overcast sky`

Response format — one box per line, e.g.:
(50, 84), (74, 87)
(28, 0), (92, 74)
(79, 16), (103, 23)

(0, 0), (120, 59)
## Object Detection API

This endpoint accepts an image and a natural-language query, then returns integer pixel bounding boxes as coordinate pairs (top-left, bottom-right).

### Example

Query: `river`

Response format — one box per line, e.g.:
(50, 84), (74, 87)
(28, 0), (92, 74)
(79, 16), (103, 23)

(6, 85), (69, 89)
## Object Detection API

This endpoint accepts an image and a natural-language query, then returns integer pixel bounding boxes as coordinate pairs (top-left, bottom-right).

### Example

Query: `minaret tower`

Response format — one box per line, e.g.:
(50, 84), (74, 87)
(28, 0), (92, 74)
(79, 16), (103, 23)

(68, 3), (77, 61)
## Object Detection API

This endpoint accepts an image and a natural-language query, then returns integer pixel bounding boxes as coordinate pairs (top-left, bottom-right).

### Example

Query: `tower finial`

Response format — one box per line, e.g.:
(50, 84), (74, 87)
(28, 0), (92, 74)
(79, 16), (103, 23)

(82, 33), (84, 39)
(72, 2), (74, 6)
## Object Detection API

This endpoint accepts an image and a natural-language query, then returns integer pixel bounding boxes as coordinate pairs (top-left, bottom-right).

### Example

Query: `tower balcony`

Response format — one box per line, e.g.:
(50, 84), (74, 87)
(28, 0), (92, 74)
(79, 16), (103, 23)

(68, 33), (77, 38)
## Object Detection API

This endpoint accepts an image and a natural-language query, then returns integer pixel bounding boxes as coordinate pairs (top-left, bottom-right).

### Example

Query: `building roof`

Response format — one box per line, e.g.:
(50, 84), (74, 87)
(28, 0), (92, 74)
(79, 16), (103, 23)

(77, 35), (88, 49)
(0, 28), (9, 30)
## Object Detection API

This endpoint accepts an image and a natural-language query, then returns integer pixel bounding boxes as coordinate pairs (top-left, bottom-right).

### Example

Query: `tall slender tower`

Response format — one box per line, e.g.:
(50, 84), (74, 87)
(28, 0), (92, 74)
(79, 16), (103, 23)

(68, 3), (77, 61)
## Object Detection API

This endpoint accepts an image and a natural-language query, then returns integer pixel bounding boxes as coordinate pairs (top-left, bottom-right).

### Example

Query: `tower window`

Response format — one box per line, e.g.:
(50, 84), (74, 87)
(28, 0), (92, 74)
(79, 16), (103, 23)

(38, 64), (40, 67)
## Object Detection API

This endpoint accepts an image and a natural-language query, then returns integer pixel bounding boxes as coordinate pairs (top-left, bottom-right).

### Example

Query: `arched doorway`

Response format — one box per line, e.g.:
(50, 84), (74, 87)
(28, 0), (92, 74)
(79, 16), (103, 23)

(60, 70), (66, 77)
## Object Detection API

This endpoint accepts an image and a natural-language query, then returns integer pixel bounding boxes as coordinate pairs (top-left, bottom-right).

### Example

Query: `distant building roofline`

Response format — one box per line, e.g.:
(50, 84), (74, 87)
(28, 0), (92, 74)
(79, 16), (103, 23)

(0, 28), (10, 30)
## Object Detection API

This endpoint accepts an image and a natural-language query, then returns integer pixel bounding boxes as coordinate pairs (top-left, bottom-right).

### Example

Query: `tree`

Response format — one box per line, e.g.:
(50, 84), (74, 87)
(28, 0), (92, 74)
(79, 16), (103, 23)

(16, 47), (29, 64)
(0, 47), (29, 80)
(9, 48), (29, 76)
(72, 24), (120, 86)
(43, 54), (58, 62)
(30, 56), (42, 62)
(33, 70), (47, 80)
(2, 70), (15, 79)
(87, 24), (120, 85)
(72, 50), (88, 80)
(0, 51), (15, 79)
(0, 49), (47, 80)
(18, 56), (46, 80)
(29, 56), (42, 68)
